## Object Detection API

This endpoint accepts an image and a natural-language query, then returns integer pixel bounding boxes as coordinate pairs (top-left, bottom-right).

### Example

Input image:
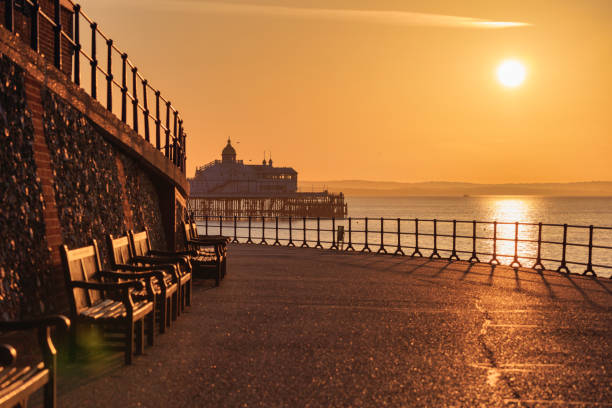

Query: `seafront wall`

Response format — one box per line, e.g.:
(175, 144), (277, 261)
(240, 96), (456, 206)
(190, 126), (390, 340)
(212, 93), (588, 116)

(0, 23), (189, 319)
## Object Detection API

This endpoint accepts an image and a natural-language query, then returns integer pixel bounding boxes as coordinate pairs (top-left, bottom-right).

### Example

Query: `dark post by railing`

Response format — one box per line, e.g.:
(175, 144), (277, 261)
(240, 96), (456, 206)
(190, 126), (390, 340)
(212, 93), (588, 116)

(53, 0), (62, 69)
(131, 66), (138, 133)
(468, 220), (479, 263)
(394, 218), (404, 256)
(362, 217), (371, 252)
(510, 222), (522, 268)
(533, 222), (544, 270)
(142, 80), (150, 142)
(246, 216), (253, 244)
(90, 22), (98, 99)
(489, 221), (500, 265)
(204, 215), (208, 235)
(377, 217), (387, 254)
(219, 215), (223, 236)
(330, 217), (338, 250)
(430, 219), (441, 259)
(287, 217), (295, 247)
(259, 216), (266, 245)
(273, 217), (281, 246)
(301, 217), (308, 248)
(232, 216), (238, 244)
(105, 39), (113, 110)
(346, 217), (354, 251)
(411, 218), (422, 257)
(31, 0), (40, 52)
(165, 101), (171, 157)
(315, 217), (323, 249)
(73, 4), (81, 85)
(449, 220), (459, 261)
(584, 225), (595, 276)
(557, 224), (569, 273)
(155, 91), (161, 149)
(121, 53), (127, 122)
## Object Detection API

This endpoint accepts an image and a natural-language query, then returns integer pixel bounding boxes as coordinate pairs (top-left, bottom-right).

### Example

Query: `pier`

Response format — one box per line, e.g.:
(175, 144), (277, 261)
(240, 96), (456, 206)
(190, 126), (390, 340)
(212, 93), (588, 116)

(57, 245), (612, 406)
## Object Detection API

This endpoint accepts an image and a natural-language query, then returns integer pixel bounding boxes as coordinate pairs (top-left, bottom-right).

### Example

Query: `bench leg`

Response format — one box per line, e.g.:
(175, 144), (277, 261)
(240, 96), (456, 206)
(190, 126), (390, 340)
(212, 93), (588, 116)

(125, 322), (134, 365)
(147, 311), (155, 346)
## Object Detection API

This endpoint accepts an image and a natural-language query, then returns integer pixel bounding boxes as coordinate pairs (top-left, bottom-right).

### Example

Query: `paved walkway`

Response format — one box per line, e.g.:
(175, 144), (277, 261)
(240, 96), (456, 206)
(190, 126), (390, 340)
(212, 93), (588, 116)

(58, 245), (611, 407)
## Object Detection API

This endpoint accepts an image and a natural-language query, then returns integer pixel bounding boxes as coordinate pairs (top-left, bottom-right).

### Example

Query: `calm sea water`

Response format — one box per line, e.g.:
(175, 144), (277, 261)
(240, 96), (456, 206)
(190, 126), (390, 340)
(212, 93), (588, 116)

(201, 196), (612, 277)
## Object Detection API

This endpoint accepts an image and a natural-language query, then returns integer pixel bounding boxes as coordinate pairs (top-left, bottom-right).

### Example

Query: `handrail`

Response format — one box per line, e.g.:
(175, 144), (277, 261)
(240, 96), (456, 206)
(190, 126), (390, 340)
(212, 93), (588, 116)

(1, 0), (186, 173)
(193, 214), (612, 279)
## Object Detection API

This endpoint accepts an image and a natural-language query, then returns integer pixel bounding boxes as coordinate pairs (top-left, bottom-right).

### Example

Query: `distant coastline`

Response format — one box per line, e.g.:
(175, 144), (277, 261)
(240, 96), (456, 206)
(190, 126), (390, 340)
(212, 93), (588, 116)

(299, 180), (612, 197)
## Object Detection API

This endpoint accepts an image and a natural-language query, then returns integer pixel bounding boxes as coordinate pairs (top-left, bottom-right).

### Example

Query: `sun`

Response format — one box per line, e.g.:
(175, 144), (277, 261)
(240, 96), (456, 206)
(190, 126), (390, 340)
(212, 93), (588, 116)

(496, 59), (526, 88)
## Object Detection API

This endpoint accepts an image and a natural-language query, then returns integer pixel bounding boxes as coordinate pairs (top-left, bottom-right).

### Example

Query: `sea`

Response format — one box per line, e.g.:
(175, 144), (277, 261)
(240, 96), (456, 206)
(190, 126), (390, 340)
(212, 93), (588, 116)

(200, 196), (612, 278)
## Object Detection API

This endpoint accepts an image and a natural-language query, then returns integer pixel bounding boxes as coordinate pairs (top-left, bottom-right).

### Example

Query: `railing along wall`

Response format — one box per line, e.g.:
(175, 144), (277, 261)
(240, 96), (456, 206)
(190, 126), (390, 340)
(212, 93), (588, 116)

(1, 0), (186, 173)
(197, 215), (612, 279)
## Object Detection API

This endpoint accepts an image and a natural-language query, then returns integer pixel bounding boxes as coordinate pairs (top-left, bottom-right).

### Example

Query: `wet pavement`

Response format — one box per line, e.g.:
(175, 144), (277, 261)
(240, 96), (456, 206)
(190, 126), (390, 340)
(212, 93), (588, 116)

(57, 244), (612, 407)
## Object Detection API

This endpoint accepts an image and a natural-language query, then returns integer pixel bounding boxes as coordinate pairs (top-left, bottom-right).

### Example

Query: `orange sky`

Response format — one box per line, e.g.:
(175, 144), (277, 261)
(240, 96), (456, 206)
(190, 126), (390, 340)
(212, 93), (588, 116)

(79, 0), (612, 183)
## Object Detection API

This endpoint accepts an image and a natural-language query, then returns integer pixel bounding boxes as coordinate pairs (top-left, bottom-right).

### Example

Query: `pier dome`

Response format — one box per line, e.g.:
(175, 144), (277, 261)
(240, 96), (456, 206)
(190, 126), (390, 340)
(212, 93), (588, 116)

(222, 139), (236, 163)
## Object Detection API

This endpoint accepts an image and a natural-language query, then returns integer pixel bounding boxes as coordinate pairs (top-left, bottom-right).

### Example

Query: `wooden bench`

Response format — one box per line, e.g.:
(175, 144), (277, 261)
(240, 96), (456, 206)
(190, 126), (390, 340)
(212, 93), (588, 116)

(107, 234), (180, 333)
(129, 229), (192, 312)
(182, 223), (225, 286)
(0, 315), (70, 408)
(60, 241), (156, 364)
(189, 222), (230, 279)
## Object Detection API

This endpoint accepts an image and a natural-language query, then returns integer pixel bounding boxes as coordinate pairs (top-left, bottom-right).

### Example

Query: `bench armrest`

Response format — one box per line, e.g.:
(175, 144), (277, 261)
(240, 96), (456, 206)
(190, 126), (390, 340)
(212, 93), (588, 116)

(100, 269), (165, 282)
(148, 249), (193, 257)
(69, 280), (144, 291)
(0, 315), (70, 332)
(0, 344), (17, 366)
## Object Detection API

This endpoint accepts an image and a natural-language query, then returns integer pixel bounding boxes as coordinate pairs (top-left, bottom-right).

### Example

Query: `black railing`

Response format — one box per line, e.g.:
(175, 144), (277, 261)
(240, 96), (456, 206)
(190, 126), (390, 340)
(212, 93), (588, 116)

(1, 0), (186, 173)
(197, 215), (612, 279)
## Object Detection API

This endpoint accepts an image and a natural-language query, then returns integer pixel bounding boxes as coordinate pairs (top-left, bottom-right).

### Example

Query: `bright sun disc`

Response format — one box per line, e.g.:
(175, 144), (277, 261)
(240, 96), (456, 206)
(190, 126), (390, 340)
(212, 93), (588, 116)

(497, 59), (526, 88)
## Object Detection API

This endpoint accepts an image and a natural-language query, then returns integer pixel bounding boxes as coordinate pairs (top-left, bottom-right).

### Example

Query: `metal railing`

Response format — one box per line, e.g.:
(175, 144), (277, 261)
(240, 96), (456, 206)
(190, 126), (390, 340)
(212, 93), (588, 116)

(2, 0), (186, 172)
(197, 215), (612, 278)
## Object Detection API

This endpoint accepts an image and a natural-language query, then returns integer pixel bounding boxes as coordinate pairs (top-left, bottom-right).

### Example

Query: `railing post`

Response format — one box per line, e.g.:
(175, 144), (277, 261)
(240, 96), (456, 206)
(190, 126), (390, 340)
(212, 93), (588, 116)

(246, 216), (253, 244)
(105, 39), (113, 110)
(73, 4), (81, 85)
(411, 218), (422, 257)
(489, 221), (500, 265)
(232, 215), (239, 244)
(31, 0), (40, 52)
(53, 0), (62, 69)
(5, 0), (14, 32)
(510, 222), (522, 268)
(301, 217), (309, 248)
(394, 218), (404, 256)
(449, 220), (459, 261)
(155, 91), (161, 149)
(377, 217), (387, 254)
(556, 224), (570, 273)
(143, 80), (150, 142)
(132, 66), (139, 132)
(165, 101), (171, 157)
(315, 217), (323, 249)
(330, 217), (338, 250)
(90, 23), (98, 99)
(429, 219), (441, 259)
(583, 225), (595, 276)
(273, 217), (281, 246)
(532, 222), (545, 270)
(260, 216), (267, 245)
(219, 215), (223, 236)
(468, 220), (480, 263)
(362, 217), (371, 252)
(287, 217), (295, 247)
(345, 217), (354, 251)
(121, 53), (127, 122)
(204, 215), (208, 235)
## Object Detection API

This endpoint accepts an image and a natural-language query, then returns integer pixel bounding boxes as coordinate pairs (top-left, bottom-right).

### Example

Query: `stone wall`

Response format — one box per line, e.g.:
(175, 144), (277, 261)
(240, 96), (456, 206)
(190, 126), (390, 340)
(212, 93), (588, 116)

(0, 56), (53, 319)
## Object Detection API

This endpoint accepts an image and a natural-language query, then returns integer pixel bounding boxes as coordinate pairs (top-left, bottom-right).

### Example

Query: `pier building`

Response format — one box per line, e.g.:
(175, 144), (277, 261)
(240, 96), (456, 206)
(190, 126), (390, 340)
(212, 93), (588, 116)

(188, 140), (347, 218)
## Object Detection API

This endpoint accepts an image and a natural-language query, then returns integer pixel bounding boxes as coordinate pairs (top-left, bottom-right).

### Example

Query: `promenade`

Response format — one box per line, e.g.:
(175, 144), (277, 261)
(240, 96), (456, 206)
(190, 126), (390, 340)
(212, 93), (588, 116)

(58, 245), (611, 407)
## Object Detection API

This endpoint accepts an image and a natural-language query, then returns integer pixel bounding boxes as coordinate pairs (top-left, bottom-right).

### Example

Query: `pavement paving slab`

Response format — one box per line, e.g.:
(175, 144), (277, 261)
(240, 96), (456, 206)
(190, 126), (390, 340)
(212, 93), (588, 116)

(52, 245), (612, 407)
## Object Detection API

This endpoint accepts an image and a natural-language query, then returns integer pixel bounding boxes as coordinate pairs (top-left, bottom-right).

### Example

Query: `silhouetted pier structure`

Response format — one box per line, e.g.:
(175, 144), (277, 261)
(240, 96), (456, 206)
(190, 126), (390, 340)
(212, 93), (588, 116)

(189, 192), (347, 219)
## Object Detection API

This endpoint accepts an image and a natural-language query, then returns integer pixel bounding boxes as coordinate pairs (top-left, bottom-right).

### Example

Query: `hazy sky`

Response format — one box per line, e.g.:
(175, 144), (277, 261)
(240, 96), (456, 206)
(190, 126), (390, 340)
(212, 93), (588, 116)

(78, 0), (611, 183)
